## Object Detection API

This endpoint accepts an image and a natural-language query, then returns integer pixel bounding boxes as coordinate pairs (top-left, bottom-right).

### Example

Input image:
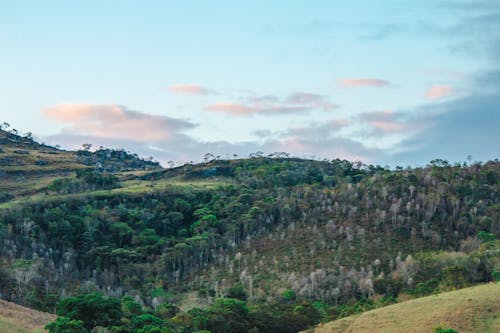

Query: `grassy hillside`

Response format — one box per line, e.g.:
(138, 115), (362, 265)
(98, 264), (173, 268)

(0, 128), (161, 198)
(0, 129), (89, 197)
(0, 299), (54, 333)
(308, 283), (500, 333)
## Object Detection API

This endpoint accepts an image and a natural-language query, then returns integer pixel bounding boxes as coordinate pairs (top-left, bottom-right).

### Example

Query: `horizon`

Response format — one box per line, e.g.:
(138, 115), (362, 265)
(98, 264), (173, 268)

(1, 1), (499, 166)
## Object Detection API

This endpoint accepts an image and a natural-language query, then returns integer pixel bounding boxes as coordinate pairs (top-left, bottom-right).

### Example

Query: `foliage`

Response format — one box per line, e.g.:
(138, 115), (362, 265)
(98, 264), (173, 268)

(0, 139), (498, 332)
(56, 293), (122, 330)
(434, 325), (459, 333)
(45, 317), (88, 333)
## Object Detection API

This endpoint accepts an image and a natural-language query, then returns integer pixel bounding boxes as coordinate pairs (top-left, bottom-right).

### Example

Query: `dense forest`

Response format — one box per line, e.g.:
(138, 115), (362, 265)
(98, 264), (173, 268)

(0, 128), (498, 332)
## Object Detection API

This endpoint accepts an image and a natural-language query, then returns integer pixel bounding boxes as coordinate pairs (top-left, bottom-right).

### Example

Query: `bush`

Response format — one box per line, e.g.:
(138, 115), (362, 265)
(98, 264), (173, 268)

(477, 231), (495, 243)
(45, 317), (88, 333)
(282, 289), (296, 301)
(434, 325), (458, 333)
(441, 266), (468, 290)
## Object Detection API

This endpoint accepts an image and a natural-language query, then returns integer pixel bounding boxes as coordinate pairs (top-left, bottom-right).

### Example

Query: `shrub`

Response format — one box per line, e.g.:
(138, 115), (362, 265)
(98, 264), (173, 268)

(434, 325), (458, 333)
(477, 231), (495, 243)
(45, 317), (88, 333)
(282, 289), (297, 301)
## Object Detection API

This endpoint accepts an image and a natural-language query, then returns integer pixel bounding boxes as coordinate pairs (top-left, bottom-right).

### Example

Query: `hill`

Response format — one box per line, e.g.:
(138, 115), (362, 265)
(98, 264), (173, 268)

(0, 125), (499, 332)
(0, 299), (54, 333)
(0, 128), (161, 199)
(307, 283), (500, 333)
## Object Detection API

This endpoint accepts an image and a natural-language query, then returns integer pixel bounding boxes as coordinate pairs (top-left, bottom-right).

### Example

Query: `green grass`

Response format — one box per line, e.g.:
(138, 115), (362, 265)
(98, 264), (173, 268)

(0, 177), (230, 210)
(308, 283), (500, 333)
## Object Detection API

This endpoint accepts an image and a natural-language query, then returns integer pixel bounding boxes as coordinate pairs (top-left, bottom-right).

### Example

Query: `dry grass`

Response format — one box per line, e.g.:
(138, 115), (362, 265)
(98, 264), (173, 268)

(308, 283), (500, 333)
(0, 299), (55, 333)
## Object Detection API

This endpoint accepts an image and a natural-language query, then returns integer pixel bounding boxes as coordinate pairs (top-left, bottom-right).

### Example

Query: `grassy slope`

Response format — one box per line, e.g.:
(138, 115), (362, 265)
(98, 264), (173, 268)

(0, 299), (55, 333)
(0, 130), (88, 197)
(308, 283), (500, 333)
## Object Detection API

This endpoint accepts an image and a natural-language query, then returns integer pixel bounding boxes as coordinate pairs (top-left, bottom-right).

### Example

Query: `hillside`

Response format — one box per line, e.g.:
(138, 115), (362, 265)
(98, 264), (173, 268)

(307, 283), (500, 333)
(0, 128), (499, 332)
(0, 299), (54, 333)
(0, 128), (161, 199)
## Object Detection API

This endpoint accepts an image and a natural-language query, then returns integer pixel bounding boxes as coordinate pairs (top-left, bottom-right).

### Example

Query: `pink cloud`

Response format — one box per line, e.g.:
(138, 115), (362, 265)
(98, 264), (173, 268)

(204, 91), (337, 116)
(204, 102), (256, 115)
(44, 104), (194, 142)
(204, 101), (311, 116)
(425, 85), (455, 100)
(339, 78), (390, 88)
(369, 120), (406, 132)
(168, 84), (213, 95)
(359, 110), (408, 133)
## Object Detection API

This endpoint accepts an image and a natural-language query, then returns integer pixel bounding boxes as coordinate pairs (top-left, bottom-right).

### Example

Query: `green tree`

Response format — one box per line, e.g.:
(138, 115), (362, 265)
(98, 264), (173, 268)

(56, 293), (122, 330)
(110, 222), (134, 247)
(45, 317), (89, 333)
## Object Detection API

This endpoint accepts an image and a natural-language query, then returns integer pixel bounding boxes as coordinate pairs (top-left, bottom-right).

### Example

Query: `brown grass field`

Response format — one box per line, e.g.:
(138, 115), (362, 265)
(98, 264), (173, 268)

(0, 299), (55, 333)
(308, 283), (500, 333)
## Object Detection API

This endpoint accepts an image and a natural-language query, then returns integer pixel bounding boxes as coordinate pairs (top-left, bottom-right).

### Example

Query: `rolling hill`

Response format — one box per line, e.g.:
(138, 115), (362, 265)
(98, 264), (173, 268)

(307, 283), (500, 333)
(0, 299), (54, 333)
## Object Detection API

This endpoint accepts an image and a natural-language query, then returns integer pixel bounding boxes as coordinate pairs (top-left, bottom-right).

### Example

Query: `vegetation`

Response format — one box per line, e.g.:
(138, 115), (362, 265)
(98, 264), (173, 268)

(0, 126), (498, 331)
(308, 283), (499, 333)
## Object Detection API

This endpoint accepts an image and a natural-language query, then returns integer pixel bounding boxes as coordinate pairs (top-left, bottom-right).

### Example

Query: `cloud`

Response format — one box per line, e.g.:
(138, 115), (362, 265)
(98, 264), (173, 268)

(391, 92), (500, 166)
(265, 129), (383, 162)
(358, 110), (410, 134)
(389, 69), (500, 166)
(42, 103), (380, 164)
(168, 84), (214, 95)
(204, 102), (258, 116)
(204, 91), (337, 116)
(44, 104), (195, 142)
(285, 92), (338, 110)
(425, 85), (455, 100)
(338, 78), (390, 88)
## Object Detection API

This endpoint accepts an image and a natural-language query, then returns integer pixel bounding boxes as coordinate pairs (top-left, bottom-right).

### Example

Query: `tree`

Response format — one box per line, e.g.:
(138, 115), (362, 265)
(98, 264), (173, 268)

(56, 293), (123, 330)
(206, 298), (249, 333)
(10, 260), (37, 305)
(110, 222), (134, 247)
(227, 283), (247, 300)
(23, 132), (33, 140)
(81, 143), (92, 151)
(45, 317), (88, 333)
(441, 265), (468, 290)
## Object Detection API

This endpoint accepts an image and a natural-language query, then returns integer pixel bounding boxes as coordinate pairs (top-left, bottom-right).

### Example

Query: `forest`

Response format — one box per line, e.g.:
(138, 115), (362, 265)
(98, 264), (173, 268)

(0, 128), (498, 332)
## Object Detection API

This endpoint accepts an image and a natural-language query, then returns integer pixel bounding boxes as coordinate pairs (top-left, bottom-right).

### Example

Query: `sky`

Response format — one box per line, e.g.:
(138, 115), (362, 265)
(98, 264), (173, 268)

(1, 0), (499, 166)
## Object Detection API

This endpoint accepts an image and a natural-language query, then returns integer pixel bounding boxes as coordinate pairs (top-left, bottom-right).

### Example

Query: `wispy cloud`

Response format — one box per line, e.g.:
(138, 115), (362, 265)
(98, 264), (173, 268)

(204, 102), (259, 116)
(204, 91), (337, 116)
(44, 104), (195, 142)
(359, 110), (409, 134)
(168, 84), (214, 95)
(338, 78), (390, 88)
(425, 85), (455, 100)
(285, 92), (338, 110)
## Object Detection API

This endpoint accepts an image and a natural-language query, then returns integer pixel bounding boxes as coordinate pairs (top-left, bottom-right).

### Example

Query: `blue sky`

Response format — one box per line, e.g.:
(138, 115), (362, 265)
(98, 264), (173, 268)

(1, 0), (499, 166)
